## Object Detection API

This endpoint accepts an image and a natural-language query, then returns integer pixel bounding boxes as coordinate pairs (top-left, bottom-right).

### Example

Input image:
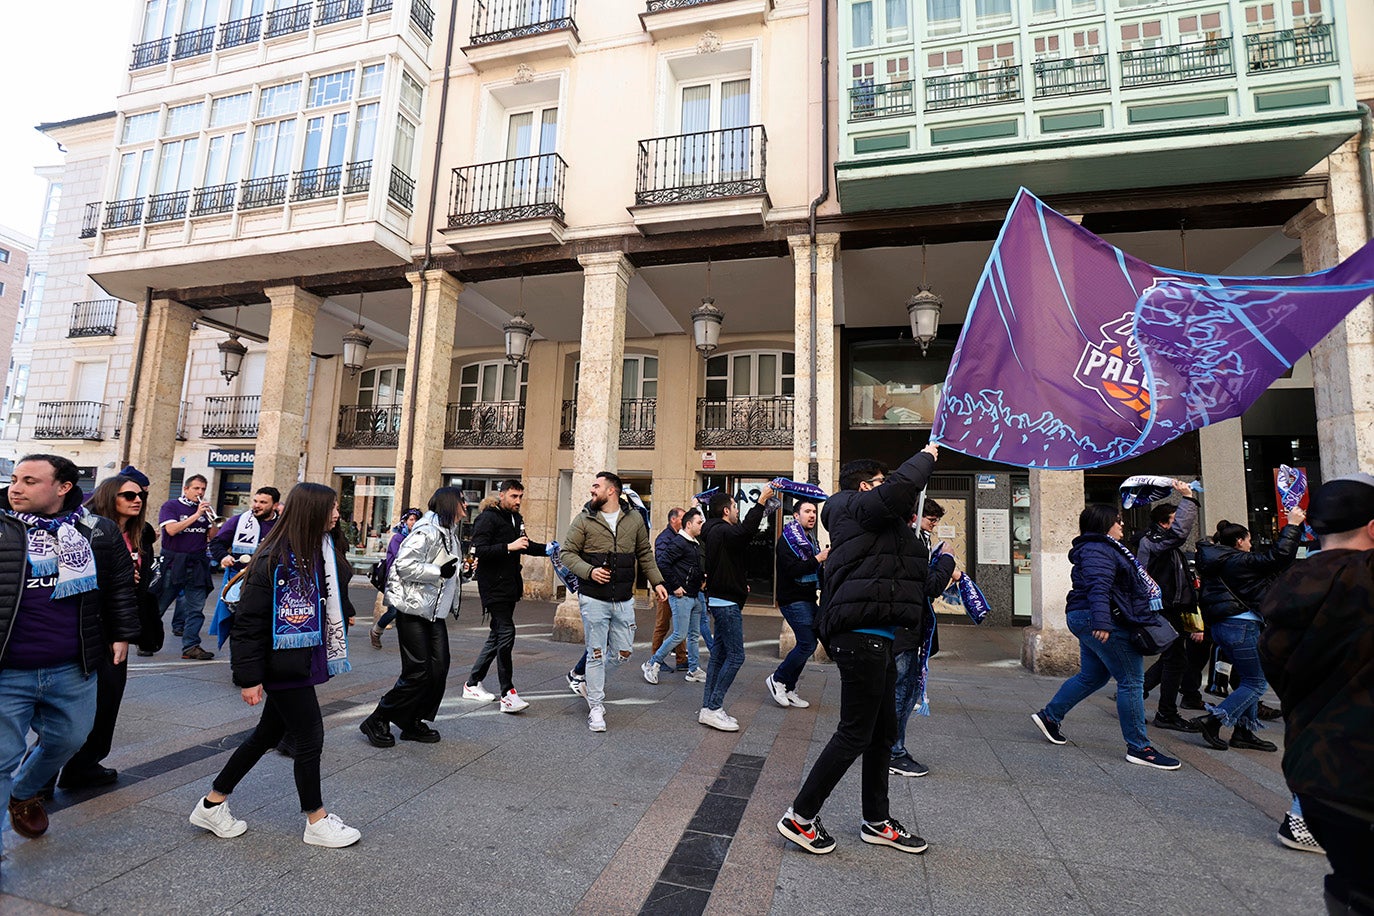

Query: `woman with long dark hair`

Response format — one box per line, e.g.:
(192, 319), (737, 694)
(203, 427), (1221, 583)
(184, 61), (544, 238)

(189, 482), (360, 848)
(1192, 514), (1303, 752)
(360, 487), (466, 748)
(1032, 504), (1181, 770)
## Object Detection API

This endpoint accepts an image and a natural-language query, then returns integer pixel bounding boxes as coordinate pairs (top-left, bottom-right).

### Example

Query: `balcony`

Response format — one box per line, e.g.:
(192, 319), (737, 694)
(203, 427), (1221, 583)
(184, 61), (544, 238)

(218, 15), (262, 49)
(241, 175), (289, 209)
(1121, 38), (1235, 88)
(463, 0), (578, 72)
(68, 300), (119, 338)
(640, 0), (772, 40)
(192, 182), (237, 216)
(1247, 24), (1335, 72)
(337, 405), (402, 448)
(35, 401), (107, 440)
(147, 191), (189, 223)
(265, 3), (312, 38)
(695, 396), (793, 449)
(442, 153), (567, 252)
(444, 402), (525, 448)
(630, 125), (769, 234)
(410, 0), (435, 38)
(130, 37), (171, 70)
(173, 26), (216, 60)
(1032, 54), (1109, 99)
(849, 81), (916, 122)
(388, 166), (415, 209)
(292, 165), (343, 201)
(202, 395), (260, 439)
(80, 202), (100, 239)
(104, 198), (144, 230)
(317, 0), (366, 26)
(560, 399), (656, 450)
(926, 67), (1022, 112)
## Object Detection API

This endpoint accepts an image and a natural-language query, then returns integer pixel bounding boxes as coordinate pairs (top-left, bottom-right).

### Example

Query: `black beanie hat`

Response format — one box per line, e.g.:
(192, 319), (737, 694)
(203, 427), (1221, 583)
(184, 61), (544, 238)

(119, 465), (151, 488)
(1309, 473), (1374, 536)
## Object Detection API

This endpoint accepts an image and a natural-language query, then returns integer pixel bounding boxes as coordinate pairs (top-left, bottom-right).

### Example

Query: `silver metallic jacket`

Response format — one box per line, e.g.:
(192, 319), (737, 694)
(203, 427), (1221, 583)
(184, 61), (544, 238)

(383, 513), (463, 621)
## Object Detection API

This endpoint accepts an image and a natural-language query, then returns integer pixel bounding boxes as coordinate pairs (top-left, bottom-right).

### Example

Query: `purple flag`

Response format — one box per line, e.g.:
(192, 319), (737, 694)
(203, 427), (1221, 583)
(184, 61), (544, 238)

(932, 189), (1374, 469)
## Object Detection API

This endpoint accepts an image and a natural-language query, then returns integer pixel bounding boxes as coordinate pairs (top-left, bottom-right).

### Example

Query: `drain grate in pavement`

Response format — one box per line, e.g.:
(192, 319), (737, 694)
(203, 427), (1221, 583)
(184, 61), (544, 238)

(638, 752), (765, 916)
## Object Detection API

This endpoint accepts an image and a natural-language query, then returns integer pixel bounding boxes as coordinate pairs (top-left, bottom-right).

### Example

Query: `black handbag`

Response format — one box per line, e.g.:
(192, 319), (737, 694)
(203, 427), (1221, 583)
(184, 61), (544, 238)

(1112, 606), (1179, 656)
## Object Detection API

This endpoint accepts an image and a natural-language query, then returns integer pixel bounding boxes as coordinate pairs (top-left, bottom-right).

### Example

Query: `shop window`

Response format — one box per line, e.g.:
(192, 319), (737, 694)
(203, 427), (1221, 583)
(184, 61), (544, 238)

(849, 339), (947, 428)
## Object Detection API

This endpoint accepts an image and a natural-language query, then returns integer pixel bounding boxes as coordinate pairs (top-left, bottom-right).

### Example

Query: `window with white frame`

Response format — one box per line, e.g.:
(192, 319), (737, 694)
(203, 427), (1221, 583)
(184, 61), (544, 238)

(679, 76), (751, 182)
(400, 72), (424, 116)
(3, 363), (29, 435)
(356, 365), (405, 407)
(1119, 19), (1164, 50)
(850, 0), (914, 45)
(1243, 1), (1277, 32)
(704, 351), (795, 400)
(926, 0), (962, 36)
(974, 0), (1013, 30)
(392, 117), (416, 177)
(181, 0), (216, 31)
(459, 361), (527, 406)
(204, 93), (250, 188)
(21, 272), (46, 339)
(40, 183), (61, 241)
(0, 248), (8, 263)
(140, 0), (179, 41)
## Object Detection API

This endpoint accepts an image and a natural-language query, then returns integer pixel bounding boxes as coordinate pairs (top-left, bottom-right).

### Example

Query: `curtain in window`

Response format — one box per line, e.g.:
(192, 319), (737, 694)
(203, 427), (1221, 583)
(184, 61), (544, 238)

(927, 0), (960, 24)
(720, 79), (751, 181)
(975, 0), (1011, 21)
(679, 85), (711, 187)
(852, 1), (874, 46)
(885, 0), (909, 38)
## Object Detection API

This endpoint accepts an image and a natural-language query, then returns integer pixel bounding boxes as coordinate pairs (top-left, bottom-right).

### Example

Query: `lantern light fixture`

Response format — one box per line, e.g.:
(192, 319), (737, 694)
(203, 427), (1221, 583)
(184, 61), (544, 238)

(906, 240), (944, 356)
(503, 277), (535, 366)
(341, 293), (373, 377)
(218, 306), (248, 384)
(691, 255), (724, 356)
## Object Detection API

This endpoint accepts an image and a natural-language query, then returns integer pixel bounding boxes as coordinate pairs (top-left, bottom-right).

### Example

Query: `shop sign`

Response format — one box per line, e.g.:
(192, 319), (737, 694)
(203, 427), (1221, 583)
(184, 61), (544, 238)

(701, 451), (716, 470)
(209, 448), (256, 469)
(976, 474), (997, 490)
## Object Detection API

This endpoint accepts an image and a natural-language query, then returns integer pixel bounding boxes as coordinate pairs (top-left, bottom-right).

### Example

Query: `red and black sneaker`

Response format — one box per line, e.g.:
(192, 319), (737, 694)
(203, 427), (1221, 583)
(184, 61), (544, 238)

(777, 813), (836, 855)
(860, 818), (929, 854)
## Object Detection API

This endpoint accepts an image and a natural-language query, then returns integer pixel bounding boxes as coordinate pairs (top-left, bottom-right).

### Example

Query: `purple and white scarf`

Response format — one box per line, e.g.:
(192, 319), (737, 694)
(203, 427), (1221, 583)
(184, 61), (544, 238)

(270, 540), (350, 675)
(780, 519), (819, 584)
(7, 507), (98, 599)
(1105, 537), (1163, 613)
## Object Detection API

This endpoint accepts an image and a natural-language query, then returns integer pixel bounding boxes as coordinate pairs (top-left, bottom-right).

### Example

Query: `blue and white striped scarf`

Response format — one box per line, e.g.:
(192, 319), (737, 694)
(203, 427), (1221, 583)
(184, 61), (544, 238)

(6, 508), (98, 599)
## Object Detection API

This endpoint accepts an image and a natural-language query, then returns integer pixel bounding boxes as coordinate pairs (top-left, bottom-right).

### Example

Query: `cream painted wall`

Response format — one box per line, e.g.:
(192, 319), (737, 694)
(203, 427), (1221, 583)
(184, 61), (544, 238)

(1351, 0), (1373, 99)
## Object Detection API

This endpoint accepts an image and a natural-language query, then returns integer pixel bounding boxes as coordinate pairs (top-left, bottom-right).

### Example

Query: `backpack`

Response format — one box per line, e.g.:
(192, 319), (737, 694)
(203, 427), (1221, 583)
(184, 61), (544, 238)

(368, 558), (387, 591)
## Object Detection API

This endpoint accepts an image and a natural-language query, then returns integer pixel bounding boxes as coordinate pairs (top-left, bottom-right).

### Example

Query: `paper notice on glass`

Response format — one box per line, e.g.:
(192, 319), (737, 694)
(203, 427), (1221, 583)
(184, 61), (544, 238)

(976, 509), (1011, 566)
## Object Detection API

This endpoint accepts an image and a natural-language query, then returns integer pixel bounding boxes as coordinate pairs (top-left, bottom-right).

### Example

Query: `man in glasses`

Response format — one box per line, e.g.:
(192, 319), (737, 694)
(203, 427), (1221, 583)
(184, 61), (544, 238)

(209, 486), (281, 574)
(779, 443), (942, 857)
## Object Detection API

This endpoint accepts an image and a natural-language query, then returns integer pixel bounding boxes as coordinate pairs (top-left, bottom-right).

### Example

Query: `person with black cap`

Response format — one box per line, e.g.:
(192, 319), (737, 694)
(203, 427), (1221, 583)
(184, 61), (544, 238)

(1260, 472), (1374, 916)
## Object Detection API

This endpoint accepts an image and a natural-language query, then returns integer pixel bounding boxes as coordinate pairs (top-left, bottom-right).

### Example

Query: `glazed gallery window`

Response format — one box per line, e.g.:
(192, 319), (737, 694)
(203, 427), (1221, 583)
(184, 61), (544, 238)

(356, 366), (405, 407)
(704, 351), (794, 400)
(849, 339), (947, 428)
(459, 360), (528, 406)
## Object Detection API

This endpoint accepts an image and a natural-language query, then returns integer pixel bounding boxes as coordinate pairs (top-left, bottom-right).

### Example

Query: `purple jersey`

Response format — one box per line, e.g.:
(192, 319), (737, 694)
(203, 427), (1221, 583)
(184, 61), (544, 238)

(159, 497), (211, 555)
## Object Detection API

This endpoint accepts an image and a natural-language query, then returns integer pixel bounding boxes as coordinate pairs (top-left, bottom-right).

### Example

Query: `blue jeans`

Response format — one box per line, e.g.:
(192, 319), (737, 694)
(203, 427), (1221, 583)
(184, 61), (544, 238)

(158, 550), (213, 651)
(697, 594), (713, 653)
(1043, 610), (1149, 751)
(0, 663), (97, 808)
(1209, 618), (1266, 731)
(891, 648), (922, 758)
(579, 596), (635, 710)
(702, 602), (744, 711)
(651, 595), (700, 671)
(773, 601), (817, 691)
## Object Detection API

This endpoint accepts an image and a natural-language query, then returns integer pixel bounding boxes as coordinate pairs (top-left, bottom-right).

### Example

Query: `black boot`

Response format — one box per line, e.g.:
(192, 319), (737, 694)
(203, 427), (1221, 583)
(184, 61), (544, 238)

(1229, 725), (1278, 752)
(1153, 711), (1201, 733)
(359, 712), (396, 748)
(1193, 713), (1229, 750)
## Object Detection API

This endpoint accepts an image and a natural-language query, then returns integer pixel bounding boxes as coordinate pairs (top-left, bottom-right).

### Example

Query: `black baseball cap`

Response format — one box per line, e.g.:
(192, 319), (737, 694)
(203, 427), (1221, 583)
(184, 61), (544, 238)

(1309, 473), (1374, 535)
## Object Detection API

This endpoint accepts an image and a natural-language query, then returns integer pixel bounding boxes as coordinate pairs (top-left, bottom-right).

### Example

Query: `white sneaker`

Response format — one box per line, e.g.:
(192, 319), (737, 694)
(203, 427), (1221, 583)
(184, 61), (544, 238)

(463, 682), (497, 702)
(765, 674), (790, 708)
(698, 707), (739, 732)
(303, 812), (361, 848)
(641, 660), (661, 685)
(567, 670), (587, 696)
(684, 667), (707, 683)
(189, 797), (247, 838)
(785, 690), (810, 708)
(721, 709), (739, 727)
(588, 707), (607, 733)
(500, 689), (529, 714)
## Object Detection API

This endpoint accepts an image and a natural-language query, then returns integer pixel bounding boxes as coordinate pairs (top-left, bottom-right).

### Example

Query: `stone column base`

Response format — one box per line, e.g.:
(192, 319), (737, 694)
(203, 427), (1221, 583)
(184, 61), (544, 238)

(552, 596), (583, 644)
(778, 621), (831, 663)
(1021, 626), (1080, 676)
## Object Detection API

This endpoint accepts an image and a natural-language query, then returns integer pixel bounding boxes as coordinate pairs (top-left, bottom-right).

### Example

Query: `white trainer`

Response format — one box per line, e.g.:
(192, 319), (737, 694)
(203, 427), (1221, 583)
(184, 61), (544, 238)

(785, 690), (811, 708)
(462, 682), (497, 702)
(500, 690), (529, 713)
(699, 707), (739, 732)
(588, 706), (607, 733)
(765, 674), (790, 708)
(189, 797), (247, 838)
(303, 812), (361, 848)
(684, 667), (708, 683)
(641, 660), (661, 685)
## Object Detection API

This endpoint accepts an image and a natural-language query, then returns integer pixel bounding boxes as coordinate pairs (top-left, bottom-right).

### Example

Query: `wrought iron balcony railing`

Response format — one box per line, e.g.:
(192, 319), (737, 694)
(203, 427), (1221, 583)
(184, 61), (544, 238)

(80, 202), (100, 239)
(371, 0), (394, 11)
(470, 0), (576, 45)
(193, 182), (237, 216)
(35, 401), (107, 440)
(1033, 54), (1109, 98)
(265, 2), (312, 38)
(1121, 37), (1234, 87)
(218, 14), (262, 48)
(695, 396), (793, 449)
(388, 166), (415, 209)
(444, 401), (525, 448)
(104, 198), (145, 229)
(130, 37), (171, 70)
(69, 300), (119, 338)
(345, 160), (373, 194)
(146, 190), (189, 223)
(203, 395), (261, 439)
(241, 175), (289, 209)
(318, 0), (366, 26)
(560, 398), (657, 449)
(849, 81), (917, 121)
(410, 0), (435, 37)
(1246, 23), (1335, 72)
(449, 153), (567, 228)
(292, 165), (343, 201)
(636, 124), (767, 206)
(174, 26), (216, 59)
(925, 67), (1023, 111)
(337, 405), (402, 448)
(113, 398), (185, 440)
(646, 0), (719, 9)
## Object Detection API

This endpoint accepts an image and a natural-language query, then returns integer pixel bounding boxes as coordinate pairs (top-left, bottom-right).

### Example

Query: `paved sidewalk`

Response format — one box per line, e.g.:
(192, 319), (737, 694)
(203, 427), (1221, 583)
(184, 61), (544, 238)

(1, 592), (1328, 915)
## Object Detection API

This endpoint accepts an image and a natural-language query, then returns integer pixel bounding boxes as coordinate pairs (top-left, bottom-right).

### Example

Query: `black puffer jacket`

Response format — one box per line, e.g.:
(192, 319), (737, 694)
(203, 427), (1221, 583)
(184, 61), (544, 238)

(471, 505), (545, 606)
(703, 500), (774, 606)
(815, 451), (937, 645)
(775, 526), (822, 607)
(893, 532), (956, 655)
(1196, 524), (1302, 624)
(0, 487), (140, 674)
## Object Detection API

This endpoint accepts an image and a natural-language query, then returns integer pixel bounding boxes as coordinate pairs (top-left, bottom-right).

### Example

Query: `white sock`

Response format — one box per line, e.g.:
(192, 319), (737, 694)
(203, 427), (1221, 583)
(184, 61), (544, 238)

(786, 807), (813, 826)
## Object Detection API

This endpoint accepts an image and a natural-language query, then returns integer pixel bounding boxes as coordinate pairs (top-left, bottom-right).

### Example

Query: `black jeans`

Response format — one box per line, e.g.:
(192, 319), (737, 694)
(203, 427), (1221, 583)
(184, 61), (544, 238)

(62, 653), (128, 776)
(792, 632), (897, 823)
(1181, 631), (1211, 702)
(468, 601), (516, 695)
(1143, 607), (1189, 716)
(375, 614), (451, 728)
(1298, 795), (1374, 915)
(213, 685), (325, 813)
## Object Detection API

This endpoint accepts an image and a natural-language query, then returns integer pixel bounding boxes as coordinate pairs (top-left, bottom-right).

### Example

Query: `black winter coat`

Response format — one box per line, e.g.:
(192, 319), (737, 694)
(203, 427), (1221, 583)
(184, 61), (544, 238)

(471, 505), (545, 606)
(657, 531), (704, 596)
(775, 530), (822, 607)
(815, 451), (937, 645)
(703, 501), (774, 606)
(893, 532), (956, 655)
(0, 487), (140, 675)
(1196, 524), (1302, 624)
(1064, 534), (1155, 632)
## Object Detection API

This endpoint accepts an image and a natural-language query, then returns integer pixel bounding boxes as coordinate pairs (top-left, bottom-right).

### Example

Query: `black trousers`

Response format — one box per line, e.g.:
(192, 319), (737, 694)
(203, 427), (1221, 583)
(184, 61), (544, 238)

(213, 685), (325, 813)
(468, 601), (517, 695)
(62, 653), (129, 777)
(792, 632), (897, 823)
(1142, 608), (1189, 716)
(375, 614), (451, 727)
(1298, 795), (1374, 915)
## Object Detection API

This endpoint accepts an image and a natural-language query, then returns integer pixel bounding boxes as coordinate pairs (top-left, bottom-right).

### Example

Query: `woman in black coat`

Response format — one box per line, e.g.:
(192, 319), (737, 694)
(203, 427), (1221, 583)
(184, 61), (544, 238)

(189, 482), (360, 849)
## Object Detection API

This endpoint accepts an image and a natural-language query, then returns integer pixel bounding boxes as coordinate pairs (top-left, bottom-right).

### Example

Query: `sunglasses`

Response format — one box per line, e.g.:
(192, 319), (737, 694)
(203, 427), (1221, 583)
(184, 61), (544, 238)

(117, 490), (147, 501)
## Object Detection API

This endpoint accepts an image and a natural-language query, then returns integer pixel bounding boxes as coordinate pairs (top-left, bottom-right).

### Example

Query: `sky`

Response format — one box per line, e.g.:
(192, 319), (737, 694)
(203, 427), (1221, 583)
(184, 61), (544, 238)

(0, 3), (131, 240)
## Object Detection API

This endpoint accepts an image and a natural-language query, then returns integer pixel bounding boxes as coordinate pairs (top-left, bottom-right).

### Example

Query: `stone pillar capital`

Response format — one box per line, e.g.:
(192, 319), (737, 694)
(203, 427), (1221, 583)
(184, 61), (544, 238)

(787, 233), (840, 256)
(262, 284), (323, 317)
(1283, 200), (1331, 240)
(577, 250), (634, 284)
(405, 269), (464, 298)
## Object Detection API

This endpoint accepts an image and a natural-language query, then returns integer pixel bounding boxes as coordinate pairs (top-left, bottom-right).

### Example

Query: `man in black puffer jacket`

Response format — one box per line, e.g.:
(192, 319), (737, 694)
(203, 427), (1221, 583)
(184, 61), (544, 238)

(779, 444), (941, 858)
(0, 455), (138, 845)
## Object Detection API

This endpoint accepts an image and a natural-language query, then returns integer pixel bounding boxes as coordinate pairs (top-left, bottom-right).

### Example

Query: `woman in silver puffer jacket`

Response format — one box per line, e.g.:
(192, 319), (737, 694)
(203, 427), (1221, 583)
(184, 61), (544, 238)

(359, 487), (466, 748)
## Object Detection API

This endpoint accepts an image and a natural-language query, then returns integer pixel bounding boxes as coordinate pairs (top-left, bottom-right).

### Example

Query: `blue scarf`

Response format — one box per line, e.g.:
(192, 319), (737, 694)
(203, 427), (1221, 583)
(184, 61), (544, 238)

(781, 519), (819, 584)
(1105, 537), (1163, 612)
(6, 507), (98, 599)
